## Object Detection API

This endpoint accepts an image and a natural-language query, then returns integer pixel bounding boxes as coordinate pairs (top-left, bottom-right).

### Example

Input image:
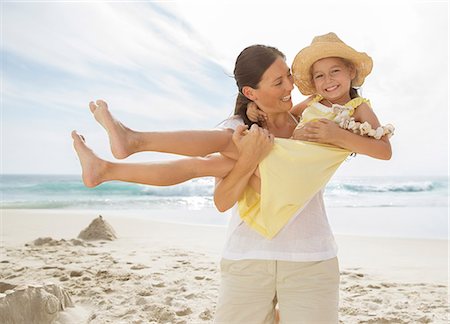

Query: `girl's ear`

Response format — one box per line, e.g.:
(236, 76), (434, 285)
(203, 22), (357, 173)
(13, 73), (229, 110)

(242, 86), (257, 101)
(349, 66), (357, 82)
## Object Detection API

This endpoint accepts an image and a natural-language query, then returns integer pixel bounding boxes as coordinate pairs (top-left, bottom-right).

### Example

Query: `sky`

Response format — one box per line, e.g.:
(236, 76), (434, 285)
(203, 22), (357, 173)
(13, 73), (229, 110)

(1, 0), (448, 177)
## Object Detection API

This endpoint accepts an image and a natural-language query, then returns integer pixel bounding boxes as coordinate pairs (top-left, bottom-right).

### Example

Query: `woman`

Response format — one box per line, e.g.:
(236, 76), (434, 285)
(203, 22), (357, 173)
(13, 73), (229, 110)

(212, 40), (390, 322)
(211, 44), (341, 324)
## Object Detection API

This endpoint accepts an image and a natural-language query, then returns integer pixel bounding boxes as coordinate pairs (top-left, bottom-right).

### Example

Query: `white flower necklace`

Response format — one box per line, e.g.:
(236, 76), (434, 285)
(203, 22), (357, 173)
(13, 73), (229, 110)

(324, 100), (395, 140)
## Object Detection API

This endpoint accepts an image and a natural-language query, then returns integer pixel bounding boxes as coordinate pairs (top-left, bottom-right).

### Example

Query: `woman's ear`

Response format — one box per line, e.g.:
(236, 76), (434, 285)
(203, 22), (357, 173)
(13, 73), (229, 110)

(242, 86), (257, 101)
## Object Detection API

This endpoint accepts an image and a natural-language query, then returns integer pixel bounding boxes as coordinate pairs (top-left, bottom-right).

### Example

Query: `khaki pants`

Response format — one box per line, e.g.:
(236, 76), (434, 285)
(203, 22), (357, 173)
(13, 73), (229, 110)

(214, 257), (339, 324)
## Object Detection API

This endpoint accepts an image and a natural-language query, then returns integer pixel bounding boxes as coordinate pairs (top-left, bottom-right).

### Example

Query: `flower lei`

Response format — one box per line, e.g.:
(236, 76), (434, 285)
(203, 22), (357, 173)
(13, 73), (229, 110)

(331, 104), (395, 140)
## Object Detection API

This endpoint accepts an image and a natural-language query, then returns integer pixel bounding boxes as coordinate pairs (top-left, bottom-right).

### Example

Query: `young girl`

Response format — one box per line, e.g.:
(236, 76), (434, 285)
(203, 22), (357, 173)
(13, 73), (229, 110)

(73, 33), (393, 239)
(240, 33), (394, 238)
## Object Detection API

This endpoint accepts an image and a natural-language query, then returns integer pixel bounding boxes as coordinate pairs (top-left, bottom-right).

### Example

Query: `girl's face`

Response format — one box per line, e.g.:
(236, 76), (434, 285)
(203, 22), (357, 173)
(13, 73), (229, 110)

(250, 57), (294, 114)
(311, 57), (356, 104)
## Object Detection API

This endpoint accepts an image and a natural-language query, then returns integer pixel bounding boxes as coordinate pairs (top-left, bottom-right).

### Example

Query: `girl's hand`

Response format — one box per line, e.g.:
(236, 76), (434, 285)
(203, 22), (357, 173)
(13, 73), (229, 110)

(246, 102), (268, 123)
(292, 119), (341, 144)
(232, 124), (274, 164)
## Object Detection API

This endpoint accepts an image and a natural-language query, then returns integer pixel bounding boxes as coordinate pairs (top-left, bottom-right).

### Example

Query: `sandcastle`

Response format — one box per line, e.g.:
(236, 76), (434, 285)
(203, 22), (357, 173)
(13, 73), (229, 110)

(1, 216), (118, 323)
(0, 282), (73, 324)
(78, 215), (117, 241)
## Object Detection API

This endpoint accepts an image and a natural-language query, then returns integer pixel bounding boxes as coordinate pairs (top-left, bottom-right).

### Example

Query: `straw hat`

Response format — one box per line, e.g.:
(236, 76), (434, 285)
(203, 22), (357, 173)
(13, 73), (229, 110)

(292, 32), (373, 95)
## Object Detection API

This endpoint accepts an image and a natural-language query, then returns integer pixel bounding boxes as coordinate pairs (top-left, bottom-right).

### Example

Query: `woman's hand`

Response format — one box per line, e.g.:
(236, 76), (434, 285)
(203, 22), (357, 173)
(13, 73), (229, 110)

(292, 119), (341, 144)
(213, 124), (273, 212)
(233, 124), (274, 163)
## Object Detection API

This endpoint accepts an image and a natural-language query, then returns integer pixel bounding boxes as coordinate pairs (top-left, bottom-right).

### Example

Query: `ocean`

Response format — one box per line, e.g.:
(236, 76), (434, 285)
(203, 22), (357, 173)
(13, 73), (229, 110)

(1, 174), (448, 239)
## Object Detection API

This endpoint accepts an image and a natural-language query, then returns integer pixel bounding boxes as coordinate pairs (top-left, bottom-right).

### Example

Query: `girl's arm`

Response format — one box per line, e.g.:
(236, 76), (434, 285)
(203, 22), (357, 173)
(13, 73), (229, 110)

(330, 122), (391, 160)
(214, 125), (273, 212)
(290, 95), (315, 118)
(295, 103), (392, 160)
(246, 95), (314, 123)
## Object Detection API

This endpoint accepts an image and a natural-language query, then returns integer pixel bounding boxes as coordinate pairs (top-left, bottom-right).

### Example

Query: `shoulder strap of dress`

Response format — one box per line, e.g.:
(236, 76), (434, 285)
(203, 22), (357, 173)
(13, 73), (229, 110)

(307, 94), (323, 106)
(288, 112), (299, 125)
(345, 97), (371, 109)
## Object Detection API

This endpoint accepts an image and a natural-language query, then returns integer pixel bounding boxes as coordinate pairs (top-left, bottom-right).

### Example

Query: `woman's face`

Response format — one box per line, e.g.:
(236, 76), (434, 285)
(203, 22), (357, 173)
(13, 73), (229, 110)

(311, 57), (356, 104)
(251, 57), (294, 114)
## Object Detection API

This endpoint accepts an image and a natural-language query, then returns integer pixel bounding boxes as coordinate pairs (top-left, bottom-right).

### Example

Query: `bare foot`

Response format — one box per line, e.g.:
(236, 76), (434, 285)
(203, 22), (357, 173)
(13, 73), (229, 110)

(71, 130), (108, 188)
(89, 100), (136, 159)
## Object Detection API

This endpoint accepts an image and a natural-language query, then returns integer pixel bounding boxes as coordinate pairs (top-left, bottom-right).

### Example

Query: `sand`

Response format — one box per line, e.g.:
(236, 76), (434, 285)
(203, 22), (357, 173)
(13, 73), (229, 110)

(0, 209), (448, 323)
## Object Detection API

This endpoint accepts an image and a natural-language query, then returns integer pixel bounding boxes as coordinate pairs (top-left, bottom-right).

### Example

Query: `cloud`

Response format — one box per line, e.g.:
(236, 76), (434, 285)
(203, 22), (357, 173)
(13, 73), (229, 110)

(3, 2), (236, 127)
(2, 0), (448, 175)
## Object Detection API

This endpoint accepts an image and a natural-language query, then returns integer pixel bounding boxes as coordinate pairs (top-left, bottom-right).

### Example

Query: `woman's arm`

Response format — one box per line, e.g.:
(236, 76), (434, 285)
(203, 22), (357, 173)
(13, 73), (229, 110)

(214, 124), (273, 212)
(294, 104), (392, 160)
(214, 160), (257, 212)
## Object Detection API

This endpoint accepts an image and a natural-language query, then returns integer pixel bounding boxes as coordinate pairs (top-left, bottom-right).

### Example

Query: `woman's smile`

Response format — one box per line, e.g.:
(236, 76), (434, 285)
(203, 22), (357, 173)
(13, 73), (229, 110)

(281, 95), (291, 102)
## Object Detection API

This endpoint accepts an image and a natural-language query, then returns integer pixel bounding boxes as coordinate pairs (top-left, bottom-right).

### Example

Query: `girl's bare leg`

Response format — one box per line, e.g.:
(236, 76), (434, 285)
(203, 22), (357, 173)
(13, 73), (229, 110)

(90, 100), (236, 159)
(72, 131), (236, 188)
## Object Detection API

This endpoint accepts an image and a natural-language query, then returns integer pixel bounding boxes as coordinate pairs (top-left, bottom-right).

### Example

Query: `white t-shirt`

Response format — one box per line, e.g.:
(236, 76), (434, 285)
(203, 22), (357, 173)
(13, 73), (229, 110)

(217, 116), (338, 262)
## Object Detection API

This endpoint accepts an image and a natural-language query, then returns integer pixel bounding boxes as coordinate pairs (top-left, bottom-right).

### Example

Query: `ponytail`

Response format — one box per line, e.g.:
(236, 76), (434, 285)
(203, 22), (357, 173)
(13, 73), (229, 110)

(234, 93), (261, 127)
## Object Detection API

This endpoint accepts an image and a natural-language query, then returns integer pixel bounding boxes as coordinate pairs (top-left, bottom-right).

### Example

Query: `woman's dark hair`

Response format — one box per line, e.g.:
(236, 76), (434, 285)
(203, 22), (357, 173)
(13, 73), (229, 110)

(233, 45), (285, 127)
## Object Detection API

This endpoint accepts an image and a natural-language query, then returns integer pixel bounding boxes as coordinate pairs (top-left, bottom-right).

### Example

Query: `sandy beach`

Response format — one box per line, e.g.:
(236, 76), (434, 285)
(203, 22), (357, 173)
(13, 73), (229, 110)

(1, 209), (448, 323)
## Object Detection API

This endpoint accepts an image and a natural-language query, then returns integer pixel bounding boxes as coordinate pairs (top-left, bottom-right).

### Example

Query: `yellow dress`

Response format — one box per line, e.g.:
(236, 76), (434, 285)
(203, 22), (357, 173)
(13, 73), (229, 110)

(238, 96), (370, 239)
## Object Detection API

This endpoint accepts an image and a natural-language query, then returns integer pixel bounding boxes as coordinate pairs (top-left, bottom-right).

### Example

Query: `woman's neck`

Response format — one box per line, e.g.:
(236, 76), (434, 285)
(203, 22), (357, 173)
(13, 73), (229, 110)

(265, 112), (296, 138)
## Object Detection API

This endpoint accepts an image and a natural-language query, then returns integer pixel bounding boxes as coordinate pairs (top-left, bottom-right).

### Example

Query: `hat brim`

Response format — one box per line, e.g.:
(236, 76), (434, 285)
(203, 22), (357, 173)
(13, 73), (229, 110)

(292, 43), (373, 96)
